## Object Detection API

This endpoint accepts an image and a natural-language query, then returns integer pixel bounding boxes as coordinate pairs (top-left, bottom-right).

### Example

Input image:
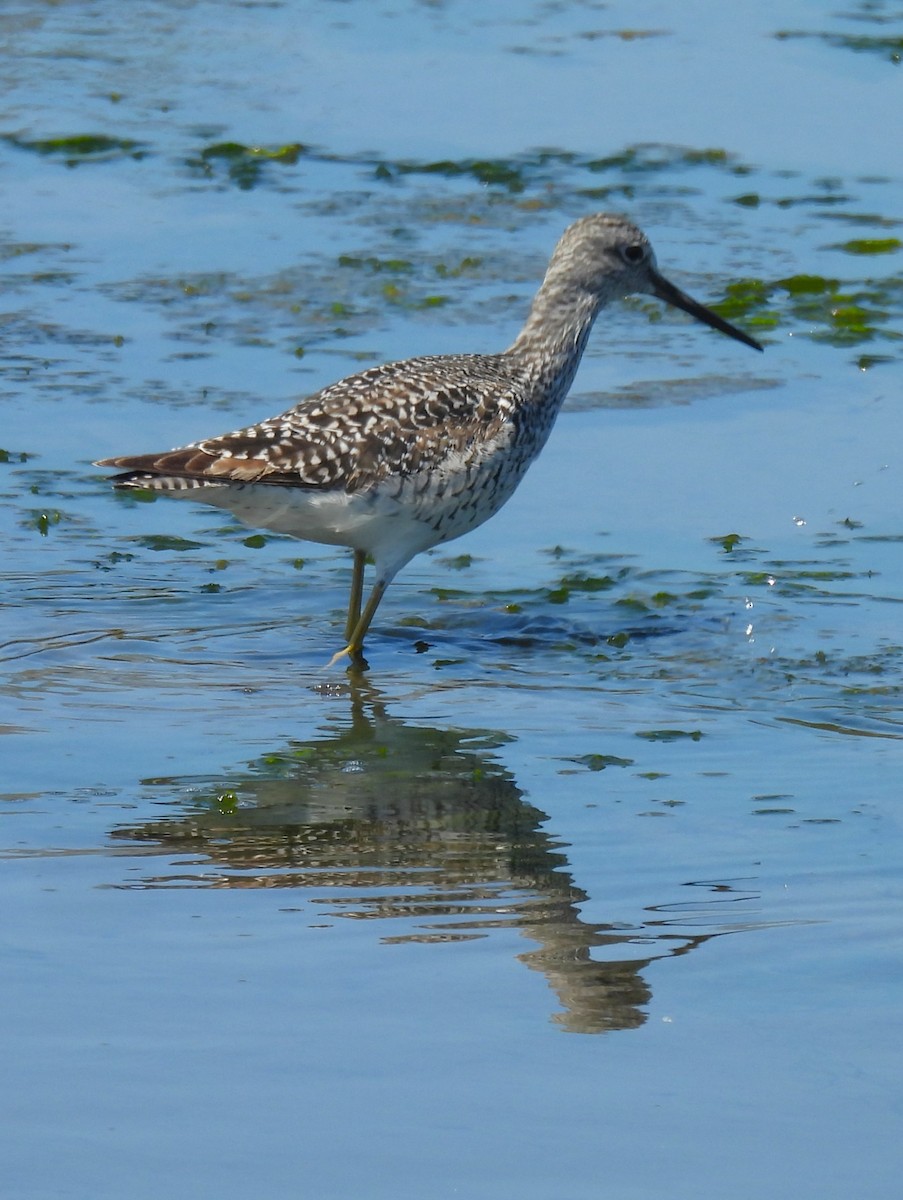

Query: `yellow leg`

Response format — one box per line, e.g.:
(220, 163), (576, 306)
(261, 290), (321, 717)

(327, 576), (390, 669)
(345, 549), (366, 641)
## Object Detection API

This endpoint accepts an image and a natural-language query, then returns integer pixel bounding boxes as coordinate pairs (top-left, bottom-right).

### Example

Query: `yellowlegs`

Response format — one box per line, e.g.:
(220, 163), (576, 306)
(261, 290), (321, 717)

(97, 212), (762, 664)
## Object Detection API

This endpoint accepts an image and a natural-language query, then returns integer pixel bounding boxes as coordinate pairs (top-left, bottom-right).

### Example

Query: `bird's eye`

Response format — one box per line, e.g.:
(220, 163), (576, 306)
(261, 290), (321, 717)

(620, 243), (647, 265)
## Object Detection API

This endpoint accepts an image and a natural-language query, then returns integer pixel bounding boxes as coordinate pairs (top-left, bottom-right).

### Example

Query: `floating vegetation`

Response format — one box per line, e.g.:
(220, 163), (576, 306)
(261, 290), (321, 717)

(365, 143), (755, 196)
(185, 141), (308, 189)
(711, 271), (903, 355)
(0, 240), (71, 263)
(833, 237), (902, 255)
(709, 533), (746, 553)
(508, 25), (671, 57)
(2, 133), (147, 163)
(578, 29), (669, 43)
(434, 257), (483, 279)
(564, 753), (636, 771)
(439, 554), (474, 570)
(338, 255), (414, 274)
(636, 729), (704, 743)
(29, 509), (62, 536)
(134, 534), (205, 552)
(774, 30), (903, 64)
(376, 157), (531, 192)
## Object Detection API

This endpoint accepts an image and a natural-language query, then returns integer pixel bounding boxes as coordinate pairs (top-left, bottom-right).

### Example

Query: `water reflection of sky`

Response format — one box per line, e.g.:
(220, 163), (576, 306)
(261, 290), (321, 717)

(2, 2), (902, 1197)
(5, 1), (897, 172)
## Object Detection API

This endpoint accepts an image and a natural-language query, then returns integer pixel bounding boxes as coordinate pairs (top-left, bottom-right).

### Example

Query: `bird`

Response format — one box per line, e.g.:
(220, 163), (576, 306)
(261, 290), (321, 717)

(97, 212), (763, 666)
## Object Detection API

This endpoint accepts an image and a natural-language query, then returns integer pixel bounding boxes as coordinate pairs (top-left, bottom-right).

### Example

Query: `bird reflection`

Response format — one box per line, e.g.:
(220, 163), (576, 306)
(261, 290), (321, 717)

(110, 677), (716, 1034)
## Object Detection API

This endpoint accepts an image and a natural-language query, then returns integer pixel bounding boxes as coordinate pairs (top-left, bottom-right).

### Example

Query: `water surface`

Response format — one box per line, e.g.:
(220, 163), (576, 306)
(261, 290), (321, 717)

(2, 3), (902, 1198)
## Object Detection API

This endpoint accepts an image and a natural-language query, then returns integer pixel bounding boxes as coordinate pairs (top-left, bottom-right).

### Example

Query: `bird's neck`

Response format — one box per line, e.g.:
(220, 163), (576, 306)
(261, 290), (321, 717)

(504, 281), (604, 404)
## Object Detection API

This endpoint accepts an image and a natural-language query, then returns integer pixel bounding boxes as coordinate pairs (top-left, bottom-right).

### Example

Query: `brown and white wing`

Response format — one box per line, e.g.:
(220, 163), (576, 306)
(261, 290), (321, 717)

(96, 354), (522, 493)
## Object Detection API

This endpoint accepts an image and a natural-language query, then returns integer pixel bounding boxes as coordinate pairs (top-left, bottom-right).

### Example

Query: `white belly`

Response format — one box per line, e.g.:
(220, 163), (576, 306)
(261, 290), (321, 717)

(168, 439), (534, 577)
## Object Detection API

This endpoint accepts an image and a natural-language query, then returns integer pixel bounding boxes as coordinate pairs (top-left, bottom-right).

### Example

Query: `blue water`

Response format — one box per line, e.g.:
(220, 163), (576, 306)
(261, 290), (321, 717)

(2, 2), (902, 1197)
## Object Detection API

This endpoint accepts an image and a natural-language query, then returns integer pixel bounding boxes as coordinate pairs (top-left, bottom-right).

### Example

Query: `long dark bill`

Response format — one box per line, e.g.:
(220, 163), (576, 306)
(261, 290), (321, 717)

(651, 270), (763, 352)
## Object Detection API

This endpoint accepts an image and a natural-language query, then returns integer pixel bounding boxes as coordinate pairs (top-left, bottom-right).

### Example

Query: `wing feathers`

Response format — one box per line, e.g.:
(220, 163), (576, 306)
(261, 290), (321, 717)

(96, 353), (523, 493)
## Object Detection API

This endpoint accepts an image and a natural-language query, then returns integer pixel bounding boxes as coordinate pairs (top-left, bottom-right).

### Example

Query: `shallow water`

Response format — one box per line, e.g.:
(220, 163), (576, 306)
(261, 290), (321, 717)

(2, 2), (903, 1198)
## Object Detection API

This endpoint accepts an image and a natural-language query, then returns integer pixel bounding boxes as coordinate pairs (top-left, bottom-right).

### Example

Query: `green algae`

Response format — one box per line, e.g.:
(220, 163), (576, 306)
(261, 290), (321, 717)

(835, 238), (902, 255)
(775, 29), (903, 63)
(135, 534), (205, 552)
(186, 141), (308, 188)
(711, 271), (903, 355)
(2, 133), (147, 163)
(635, 729), (704, 743)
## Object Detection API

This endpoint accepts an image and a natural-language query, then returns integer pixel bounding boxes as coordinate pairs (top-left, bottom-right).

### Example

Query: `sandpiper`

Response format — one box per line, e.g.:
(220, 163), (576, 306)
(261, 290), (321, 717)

(97, 212), (762, 664)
